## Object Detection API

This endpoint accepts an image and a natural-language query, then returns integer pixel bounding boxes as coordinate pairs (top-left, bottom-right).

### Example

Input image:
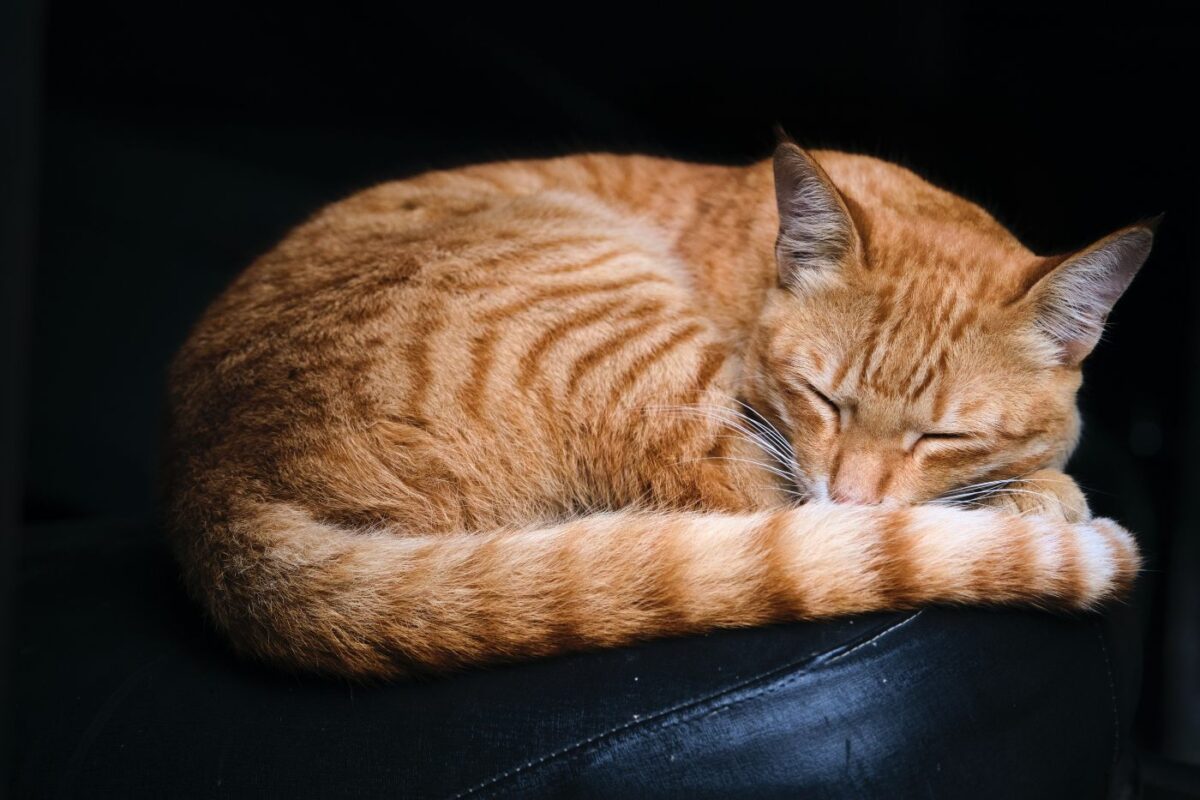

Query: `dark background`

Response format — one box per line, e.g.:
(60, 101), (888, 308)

(4, 0), (1198, 790)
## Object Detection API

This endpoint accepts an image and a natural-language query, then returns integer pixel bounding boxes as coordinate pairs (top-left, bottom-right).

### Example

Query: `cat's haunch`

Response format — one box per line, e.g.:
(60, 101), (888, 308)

(164, 144), (1151, 678)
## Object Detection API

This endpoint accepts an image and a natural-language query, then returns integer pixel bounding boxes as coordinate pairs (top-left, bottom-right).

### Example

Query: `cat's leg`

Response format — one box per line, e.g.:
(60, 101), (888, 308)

(621, 385), (794, 514)
(982, 468), (1091, 523)
(681, 427), (794, 512)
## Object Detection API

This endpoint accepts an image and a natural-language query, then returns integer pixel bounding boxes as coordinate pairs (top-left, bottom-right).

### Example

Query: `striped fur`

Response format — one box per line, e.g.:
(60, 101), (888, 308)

(165, 145), (1151, 678)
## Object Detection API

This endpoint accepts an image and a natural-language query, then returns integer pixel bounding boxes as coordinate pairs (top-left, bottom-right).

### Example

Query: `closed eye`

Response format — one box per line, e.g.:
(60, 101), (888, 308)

(921, 432), (971, 441)
(803, 382), (841, 415)
(913, 432), (983, 452)
(906, 430), (980, 454)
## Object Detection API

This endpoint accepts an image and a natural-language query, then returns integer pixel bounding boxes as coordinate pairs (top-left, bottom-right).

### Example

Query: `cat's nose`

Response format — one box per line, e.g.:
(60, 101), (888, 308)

(829, 482), (883, 505)
(829, 449), (887, 505)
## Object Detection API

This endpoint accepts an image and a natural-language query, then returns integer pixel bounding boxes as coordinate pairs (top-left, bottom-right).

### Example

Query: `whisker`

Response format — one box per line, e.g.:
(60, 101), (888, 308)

(650, 404), (798, 472)
(735, 398), (794, 457)
(647, 402), (811, 494)
(681, 455), (799, 484)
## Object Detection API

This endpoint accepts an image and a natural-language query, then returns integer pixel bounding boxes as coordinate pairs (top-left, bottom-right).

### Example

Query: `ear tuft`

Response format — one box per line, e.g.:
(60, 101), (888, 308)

(773, 143), (860, 292)
(1026, 221), (1156, 364)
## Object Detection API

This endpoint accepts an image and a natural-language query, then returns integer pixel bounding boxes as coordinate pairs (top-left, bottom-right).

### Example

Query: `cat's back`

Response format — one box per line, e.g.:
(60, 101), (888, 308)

(166, 153), (735, 528)
(175, 154), (710, 382)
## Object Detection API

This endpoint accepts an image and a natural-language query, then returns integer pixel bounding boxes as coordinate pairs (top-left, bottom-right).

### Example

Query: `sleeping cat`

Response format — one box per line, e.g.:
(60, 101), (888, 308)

(164, 142), (1153, 678)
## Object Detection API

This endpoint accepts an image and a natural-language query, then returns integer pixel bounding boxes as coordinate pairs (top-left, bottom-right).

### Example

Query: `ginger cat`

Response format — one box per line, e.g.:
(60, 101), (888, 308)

(165, 142), (1153, 678)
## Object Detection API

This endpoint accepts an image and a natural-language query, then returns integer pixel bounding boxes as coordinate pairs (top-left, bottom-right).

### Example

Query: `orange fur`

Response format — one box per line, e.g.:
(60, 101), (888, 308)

(164, 144), (1152, 678)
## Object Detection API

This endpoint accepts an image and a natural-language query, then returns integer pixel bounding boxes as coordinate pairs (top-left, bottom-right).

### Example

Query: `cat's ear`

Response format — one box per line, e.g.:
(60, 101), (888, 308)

(773, 142), (861, 292)
(1022, 218), (1160, 365)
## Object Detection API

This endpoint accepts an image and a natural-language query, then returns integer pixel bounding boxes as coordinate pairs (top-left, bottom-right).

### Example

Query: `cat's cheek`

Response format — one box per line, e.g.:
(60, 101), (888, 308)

(904, 450), (979, 503)
(793, 422), (838, 468)
(879, 467), (927, 506)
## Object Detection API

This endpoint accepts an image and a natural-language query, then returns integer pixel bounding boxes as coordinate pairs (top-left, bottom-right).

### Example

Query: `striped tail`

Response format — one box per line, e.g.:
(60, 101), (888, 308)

(179, 501), (1141, 679)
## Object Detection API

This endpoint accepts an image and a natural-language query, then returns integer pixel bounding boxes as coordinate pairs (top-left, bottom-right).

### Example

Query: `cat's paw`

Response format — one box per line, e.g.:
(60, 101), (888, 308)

(985, 469), (1091, 523)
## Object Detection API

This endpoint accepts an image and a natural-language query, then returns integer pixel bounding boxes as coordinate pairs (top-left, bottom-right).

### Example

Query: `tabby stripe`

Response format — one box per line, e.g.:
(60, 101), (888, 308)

(906, 360), (938, 401)
(475, 236), (608, 271)
(903, 288), (950, 373)
(846, 290), (896, 390)
(614, 161), (638, 203)
(654, 343), (732, 468)
(859, 316), (901, 391)
(947, 306), (978, 342)
(921, 355), (950, 419)
(480, 273), (670, 324)
(748, 511), (805, 619)
(1102, 522), (1139, 596)
(516, 298), (632, 391)
(861, 283), (919, 389)
(897, 301), (952, 394)
(463, 534), (505, 652)
(830, 354), (855, 393)
(733, 193), (760, 255)
(1002, 517), (1036, 599)
(968, 515), (1008, 600)
(925, 442), (995, 473)
(970, 269), (995, 303)
(461, 331), (498, 420)
(1056, 526), (1085, 604)
(579, 156), (603, 187)
(607, 321), (705, 403)
(828, 447), (844, 489)
(648, 516), (694, 634)
(917, 286), (947, 340)
(806, 350), (825, 376)
(996, 426), (1051, 442)
(447, 251), (644, 294)
(872, 466), (895, 503)
(931, 383), (950, 422)
(876, 507), (914, 602)
(538, 249), (631, 276)
(466, 172), (512, 192)
(393, 539), (452, 670)
(686, 342), (730, 405)
(680, 174), (728, 244)
(400, 315), (443, 418)
(564, 316), (665, 401)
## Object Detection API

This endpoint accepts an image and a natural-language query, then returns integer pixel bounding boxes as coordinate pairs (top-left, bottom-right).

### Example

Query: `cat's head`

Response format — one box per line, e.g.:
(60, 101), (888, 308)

(745, 142), (1157, 505)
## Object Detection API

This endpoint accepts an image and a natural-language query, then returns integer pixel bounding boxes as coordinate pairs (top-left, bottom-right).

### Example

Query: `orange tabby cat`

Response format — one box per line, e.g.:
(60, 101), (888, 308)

(164, 142), (1153, 678)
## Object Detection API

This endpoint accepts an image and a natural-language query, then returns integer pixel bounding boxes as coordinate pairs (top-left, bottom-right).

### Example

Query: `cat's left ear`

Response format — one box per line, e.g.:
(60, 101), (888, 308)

(773, 143), (862, 292)
(1022, 217), (1160, 365)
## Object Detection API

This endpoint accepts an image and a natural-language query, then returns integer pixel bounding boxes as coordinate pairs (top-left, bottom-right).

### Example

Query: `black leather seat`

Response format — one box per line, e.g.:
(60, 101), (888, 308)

(13, 518), (1140, 799)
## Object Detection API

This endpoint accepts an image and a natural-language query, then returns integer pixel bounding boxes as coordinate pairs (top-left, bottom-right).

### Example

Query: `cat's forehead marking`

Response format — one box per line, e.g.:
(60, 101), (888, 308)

(849, 280), (982, 400)
(807, 349), (825, 375)
(939, 395), (1002, 431)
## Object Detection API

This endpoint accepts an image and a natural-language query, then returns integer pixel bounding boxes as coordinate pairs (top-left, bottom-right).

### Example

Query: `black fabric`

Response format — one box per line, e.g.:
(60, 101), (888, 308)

(14, 520), (1140, 799)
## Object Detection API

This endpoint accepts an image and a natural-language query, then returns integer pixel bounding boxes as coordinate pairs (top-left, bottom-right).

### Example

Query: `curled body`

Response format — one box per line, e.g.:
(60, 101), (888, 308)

(165, 145), (1153, 678)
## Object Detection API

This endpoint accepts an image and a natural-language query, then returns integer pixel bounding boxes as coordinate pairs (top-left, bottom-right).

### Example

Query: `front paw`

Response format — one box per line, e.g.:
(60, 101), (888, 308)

(984, 469), (1091, 523)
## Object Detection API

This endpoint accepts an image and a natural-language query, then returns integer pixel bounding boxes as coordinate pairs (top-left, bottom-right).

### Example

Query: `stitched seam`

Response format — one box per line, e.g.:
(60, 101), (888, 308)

(644, 610), (925, 739)
(448, 649), (839, 799)
(825, 609), (924, 665)
(452, 611), (922, 799)
(1093, 618), (1120, 769)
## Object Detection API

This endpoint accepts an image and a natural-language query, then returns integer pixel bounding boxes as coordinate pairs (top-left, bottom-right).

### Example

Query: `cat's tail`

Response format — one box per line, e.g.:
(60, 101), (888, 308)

(176, 501), (1140, 679)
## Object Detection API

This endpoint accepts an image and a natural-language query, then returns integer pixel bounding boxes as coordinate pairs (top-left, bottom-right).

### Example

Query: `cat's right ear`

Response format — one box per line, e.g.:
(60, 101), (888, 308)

(773, 142), (861, 292)
(1018, 218), (1158, 366)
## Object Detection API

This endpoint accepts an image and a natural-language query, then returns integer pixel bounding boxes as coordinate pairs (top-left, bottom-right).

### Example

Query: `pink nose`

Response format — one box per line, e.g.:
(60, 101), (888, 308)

(829, 482), (883, 505)
(829, 450), (887, 505)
